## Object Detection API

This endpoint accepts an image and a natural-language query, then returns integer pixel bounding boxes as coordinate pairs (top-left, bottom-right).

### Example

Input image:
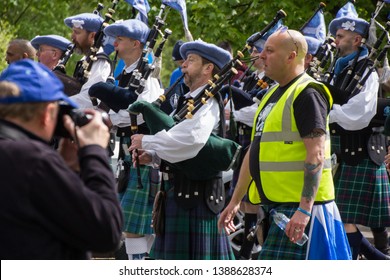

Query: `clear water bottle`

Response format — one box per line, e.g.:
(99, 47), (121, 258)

(270, 209), (309, 246)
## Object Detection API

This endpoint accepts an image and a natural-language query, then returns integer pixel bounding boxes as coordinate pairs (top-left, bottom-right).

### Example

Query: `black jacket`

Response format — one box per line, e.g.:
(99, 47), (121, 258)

(0, 120), (123, 259)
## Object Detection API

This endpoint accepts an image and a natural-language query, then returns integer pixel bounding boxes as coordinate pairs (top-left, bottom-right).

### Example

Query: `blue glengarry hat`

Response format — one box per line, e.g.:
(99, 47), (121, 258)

(104, 19), (150, 44)
(329, 16), (369, 38)
(64, 13), (103, 32)
(329, 1), (368, 38)
(0, 59), (78, 108)
(30, 35), (71, 52)
(304, 36), (322, 55)
(180, 39), (232, 70)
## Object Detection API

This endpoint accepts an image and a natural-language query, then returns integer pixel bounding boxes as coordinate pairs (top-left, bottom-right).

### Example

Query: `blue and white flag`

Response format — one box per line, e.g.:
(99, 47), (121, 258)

(162, 0), (193, 41)
(102, 34), (116, 55)
(301, 8), (326, 43)
(336, 1), (358, 18)
(125, 0), (151, 24)
(306, 203), (352, 260)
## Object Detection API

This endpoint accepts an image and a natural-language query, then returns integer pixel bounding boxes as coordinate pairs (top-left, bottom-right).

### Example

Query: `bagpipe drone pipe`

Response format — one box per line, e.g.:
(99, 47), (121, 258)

(126, 4), (170, 90)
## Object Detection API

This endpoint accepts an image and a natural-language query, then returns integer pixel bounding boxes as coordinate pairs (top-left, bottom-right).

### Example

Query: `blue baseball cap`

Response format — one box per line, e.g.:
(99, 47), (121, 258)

(64, 13), (103, 32)
(180, 39), (232, 70)
(0, 59), (78, 108)
(104, 19), (150, 44)
(31, 35), (71, 52)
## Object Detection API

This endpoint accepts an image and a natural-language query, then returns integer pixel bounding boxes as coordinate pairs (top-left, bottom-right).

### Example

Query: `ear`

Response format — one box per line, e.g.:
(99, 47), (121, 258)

(41, 103), (58, 127)
(89, 31), (96, 43)
(55, 52), (61, 60)
(353, 35), (362, 46)
(287, 50), (297, 62)
(41, 104), (51, 127)
(133, 40), (142, 50)
(203, 63), (214, 75)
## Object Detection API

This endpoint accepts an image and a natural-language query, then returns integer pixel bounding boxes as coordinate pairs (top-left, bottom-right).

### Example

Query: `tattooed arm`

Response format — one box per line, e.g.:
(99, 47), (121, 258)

(301, 129), (326, 208)
(285, 128), (326, 243)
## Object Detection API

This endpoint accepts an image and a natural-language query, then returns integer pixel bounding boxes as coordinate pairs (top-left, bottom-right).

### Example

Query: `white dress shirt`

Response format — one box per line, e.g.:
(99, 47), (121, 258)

(142, 85), (220, 163)
(329, 66), (379, 131)
(70, 50), (112, 109)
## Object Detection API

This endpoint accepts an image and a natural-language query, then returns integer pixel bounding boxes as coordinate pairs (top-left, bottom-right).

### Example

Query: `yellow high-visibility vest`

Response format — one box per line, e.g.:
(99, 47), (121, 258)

(248, 74), (334, 204)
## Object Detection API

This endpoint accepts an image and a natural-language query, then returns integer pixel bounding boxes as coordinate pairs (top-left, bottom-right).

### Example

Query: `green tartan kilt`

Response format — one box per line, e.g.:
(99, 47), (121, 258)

(119, 164), (159, 235)
(118, 137), (160, 235)
(332, 135), (390, 227)
(150, 180), (235, 260)
(259, 206), (308, 260)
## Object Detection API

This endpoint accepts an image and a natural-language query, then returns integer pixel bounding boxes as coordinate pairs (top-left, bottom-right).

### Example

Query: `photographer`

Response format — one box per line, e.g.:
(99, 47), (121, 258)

(0, 59), (123, 259)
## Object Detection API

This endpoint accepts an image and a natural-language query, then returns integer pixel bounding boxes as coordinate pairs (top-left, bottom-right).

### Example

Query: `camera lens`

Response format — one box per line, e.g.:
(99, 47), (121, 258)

(54, 105), (109, 139)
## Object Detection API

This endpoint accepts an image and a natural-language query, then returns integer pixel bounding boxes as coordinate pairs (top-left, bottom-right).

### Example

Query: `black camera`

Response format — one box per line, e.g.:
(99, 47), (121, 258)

(54, 103), (109, 139)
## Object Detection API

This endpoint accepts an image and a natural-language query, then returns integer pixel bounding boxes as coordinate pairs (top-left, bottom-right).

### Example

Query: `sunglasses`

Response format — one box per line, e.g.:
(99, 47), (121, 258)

(278, 26), (299, 55)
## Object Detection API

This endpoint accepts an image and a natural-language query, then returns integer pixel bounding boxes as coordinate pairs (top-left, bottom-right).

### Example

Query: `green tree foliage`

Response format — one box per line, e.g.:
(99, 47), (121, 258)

(0, 22), (16, 71)
(0, 0), (384, 85)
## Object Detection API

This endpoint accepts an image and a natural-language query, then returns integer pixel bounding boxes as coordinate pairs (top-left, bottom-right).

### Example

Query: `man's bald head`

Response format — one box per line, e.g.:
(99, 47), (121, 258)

(6, 39), (36, 64)
(261, 29), (307, 86)
(272, 29), (308, 60)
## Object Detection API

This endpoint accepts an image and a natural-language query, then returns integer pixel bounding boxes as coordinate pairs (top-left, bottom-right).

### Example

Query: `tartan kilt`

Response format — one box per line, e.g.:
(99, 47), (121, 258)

(150, 180), (235, 260)
(332, 135), (390, 227)
(259, 206), (308, 260)
(118, 137), (159, 235)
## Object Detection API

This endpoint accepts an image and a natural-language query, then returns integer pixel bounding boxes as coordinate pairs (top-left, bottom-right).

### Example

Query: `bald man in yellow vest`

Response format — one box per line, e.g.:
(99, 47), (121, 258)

(219, 27), (351, 260)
